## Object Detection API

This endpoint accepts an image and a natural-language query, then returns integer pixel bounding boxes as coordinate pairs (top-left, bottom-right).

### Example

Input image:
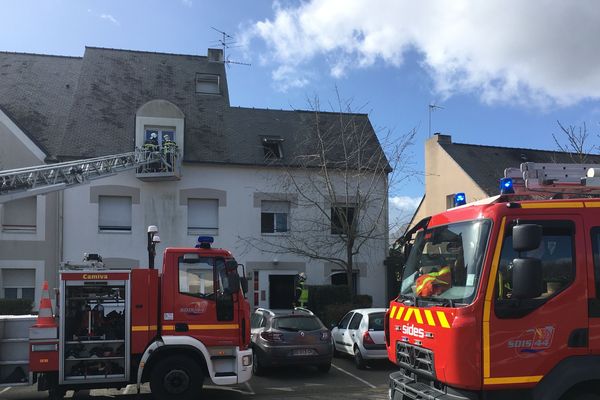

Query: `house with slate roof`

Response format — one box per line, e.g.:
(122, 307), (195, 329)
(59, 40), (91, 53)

(0, 47), (390, 309)
(409, 133), (600, 228)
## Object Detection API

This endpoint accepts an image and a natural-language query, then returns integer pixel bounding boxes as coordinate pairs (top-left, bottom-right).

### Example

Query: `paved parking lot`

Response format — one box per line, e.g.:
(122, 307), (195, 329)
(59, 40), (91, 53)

(1, 357), (395, 400)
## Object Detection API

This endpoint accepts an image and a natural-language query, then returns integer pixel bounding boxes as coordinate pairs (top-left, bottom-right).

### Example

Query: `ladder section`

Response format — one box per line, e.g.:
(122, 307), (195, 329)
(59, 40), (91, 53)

(504, 162), (600, 196)
(0, 149), (161, 203)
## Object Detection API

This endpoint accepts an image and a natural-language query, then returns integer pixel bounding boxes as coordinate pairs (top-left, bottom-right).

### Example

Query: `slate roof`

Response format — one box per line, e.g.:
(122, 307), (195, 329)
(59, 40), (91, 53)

(441, 140), (600, 195)
(0, 47), (386, 170)
(0, 51), (82, 158)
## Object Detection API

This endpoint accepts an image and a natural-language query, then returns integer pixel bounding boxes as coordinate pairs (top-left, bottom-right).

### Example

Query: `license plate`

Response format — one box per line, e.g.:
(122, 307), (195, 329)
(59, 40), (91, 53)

(291, 348), (316, 356)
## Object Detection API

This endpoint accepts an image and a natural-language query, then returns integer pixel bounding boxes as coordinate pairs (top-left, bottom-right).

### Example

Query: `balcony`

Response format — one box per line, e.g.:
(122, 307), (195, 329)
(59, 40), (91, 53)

(135, 148), (181, 181)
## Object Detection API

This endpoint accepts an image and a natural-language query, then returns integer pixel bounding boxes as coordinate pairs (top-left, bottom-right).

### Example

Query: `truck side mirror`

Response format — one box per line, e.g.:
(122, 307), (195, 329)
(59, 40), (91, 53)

(227, 274), (240, 294)
(513, 224), (542, 252)
(511, 258), (543, 299)
(240, 277), (248, 294)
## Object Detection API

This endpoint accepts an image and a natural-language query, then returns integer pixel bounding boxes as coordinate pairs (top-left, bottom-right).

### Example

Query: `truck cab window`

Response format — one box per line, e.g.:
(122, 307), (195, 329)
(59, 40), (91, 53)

(496, 220), (574, 317)
(179, 257), (214, 298)
(590, 227), (600, 299)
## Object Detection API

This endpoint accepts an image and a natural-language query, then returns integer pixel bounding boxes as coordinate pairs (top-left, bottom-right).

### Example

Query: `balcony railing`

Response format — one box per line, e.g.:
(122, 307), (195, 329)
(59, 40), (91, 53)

(135, 147), (181, 181)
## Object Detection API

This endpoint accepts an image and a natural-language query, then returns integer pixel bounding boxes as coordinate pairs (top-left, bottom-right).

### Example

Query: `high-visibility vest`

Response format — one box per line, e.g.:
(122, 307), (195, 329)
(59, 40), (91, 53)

(415, 266), (452, 297)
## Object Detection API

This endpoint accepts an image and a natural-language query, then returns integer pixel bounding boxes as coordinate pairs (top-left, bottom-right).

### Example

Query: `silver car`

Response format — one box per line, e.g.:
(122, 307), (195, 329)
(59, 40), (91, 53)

(331, 308), (388, 369)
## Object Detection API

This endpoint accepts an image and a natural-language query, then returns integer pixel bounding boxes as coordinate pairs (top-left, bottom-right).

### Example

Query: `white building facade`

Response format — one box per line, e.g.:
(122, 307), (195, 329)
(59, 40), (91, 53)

(0, 47), (390, 308)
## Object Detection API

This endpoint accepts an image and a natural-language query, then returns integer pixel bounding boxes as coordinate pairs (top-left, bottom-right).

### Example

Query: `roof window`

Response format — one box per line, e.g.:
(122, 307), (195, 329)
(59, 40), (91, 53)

(262, 137), (284, 159)
(195, 73), (220, 94)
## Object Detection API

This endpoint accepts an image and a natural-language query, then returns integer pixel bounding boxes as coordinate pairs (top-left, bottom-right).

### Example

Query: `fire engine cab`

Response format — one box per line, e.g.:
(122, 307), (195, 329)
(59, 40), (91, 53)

(25, 234), (252, 400)
(387, 163), (600, 400)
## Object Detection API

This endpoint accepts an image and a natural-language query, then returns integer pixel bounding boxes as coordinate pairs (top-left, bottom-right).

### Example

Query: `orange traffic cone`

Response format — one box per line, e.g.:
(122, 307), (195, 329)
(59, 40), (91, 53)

(30, 281), (58, 339)
(33, 281), (55, 327)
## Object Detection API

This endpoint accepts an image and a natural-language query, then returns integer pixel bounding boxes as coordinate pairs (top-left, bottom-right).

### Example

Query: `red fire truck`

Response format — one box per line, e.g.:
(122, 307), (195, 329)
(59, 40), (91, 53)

(387, 163), (600, 400)
(27, 235), (252, 400)
(0, 150), (253, 399)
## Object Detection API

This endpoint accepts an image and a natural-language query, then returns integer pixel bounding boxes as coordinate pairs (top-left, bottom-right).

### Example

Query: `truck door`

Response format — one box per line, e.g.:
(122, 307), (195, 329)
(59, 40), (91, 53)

(170, 254), (238, 346)
(485, 216), (587, 386)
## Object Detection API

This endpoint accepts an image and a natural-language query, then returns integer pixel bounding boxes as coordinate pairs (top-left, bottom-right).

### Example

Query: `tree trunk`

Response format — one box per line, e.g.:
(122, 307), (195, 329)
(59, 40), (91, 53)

(346, 240), (354, 301)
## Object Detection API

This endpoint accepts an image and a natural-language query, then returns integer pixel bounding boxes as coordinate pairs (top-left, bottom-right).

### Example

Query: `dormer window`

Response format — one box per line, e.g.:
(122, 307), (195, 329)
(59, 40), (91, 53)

(195, 73), (220, 94)
(262, 137), (284, 159)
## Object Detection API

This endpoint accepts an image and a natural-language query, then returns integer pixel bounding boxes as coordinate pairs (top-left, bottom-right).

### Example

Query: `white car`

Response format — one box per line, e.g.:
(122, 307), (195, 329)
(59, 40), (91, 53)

(331, 308), (388, 369)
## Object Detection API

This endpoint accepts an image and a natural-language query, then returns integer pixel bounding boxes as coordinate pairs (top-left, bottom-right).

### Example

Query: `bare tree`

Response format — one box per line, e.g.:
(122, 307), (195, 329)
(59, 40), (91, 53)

(552, 120), (596, 163)
(238, 92), (415, 294)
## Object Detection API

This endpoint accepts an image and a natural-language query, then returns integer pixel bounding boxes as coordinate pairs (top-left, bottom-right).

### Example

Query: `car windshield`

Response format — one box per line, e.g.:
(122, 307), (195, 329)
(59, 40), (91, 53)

(368, 312), (385, 331)
(400, 219), (491, 306)
(274, 316), (322, 331)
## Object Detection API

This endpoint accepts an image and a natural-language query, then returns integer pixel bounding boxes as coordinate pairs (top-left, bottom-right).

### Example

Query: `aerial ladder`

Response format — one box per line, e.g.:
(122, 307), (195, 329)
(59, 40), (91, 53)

(502, 162), (600, 197)
(0, 148), (173, 203)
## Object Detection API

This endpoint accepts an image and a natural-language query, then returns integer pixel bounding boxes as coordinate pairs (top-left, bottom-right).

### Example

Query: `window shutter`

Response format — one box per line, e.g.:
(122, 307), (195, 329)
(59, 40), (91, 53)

(188, 199), (219, 229)
(3, 269), (35, 288)
(2, 197), (36, 228)
(99, 196), (132, 230)
(261, 201), (289, 213)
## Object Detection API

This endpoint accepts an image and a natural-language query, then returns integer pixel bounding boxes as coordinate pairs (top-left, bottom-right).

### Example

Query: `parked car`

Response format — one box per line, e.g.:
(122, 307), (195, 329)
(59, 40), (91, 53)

(331, 308), (387, 369)
(250, 307), (333, 375)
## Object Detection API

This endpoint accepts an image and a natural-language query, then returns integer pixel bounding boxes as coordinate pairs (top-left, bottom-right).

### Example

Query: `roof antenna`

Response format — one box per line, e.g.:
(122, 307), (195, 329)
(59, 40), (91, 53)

(210, 27), (251, 68)
(428, 103), (444, 137)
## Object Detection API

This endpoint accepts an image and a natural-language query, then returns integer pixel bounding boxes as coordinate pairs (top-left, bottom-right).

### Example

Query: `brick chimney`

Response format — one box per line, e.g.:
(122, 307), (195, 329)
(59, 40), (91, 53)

(207, 48), (224, 63)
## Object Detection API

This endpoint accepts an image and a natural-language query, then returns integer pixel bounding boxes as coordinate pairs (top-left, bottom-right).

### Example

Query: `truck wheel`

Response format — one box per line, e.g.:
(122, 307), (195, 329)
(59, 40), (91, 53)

(353, 347), (366, 370)
(48, 386), (66, 400)
(150, 355), (203, 400)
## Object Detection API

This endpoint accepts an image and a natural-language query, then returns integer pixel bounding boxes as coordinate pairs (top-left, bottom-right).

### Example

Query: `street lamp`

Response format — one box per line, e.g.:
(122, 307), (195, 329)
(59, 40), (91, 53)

(147, 225), (160, 269)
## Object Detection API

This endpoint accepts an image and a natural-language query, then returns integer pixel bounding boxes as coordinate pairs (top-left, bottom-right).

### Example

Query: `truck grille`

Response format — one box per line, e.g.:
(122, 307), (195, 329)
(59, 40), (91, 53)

(396, 341), (435, 378)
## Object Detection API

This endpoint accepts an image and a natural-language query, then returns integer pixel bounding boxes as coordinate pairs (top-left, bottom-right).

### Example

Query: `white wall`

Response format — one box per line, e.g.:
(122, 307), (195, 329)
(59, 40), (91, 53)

(62, 164), (389, 306)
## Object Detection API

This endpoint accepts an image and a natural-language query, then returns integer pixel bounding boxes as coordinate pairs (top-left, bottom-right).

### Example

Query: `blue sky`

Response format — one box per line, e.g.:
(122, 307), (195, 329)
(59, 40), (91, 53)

(3, 0), (600, 225)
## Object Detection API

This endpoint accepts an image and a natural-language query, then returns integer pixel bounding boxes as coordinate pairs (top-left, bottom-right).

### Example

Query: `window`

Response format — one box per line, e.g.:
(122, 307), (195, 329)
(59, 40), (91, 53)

(273, 316), (322, 331)
(337, 312), (354, 329)
(195, 73), (220, 94)
(188, 199), (218, 234)
(348, 313), (363, 330)
(98, 196), (132, 231)
(495, 220), (574, 317)
(144, 128), (176, 147)
(179, 257), (214, 298)
(251, 313), (264, 329)
(262, 137), (283, 159)
(261, 201), (289, 233)
(2, 197), (36, 232)
(368, 312), (385, 331)
(331, 206), (356, 234)
(2, 268), (35, 300)
(331, 271), (358, 295)
(590, 227), (600, 299)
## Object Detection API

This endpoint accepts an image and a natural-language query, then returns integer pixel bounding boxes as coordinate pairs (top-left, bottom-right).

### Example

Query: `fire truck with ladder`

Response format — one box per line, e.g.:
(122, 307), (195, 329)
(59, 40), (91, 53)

(0, 149), (253, 400)
(387, 162), (600, 400)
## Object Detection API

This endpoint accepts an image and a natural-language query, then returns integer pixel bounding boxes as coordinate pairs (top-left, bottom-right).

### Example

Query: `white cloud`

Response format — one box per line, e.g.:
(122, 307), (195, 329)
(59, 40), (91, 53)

(245, 0), (600, 106)
(389, 195), (421, 225)
(100, 14), (119, 26)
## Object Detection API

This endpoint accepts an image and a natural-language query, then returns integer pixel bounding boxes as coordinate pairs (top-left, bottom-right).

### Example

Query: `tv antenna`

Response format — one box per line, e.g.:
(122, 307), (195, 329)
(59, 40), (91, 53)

(210, 27), (251, 67)
(428, 103), (444, 137)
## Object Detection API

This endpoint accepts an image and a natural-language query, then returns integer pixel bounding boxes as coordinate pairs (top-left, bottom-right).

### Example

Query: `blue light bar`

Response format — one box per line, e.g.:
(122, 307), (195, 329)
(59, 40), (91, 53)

(454, 192), (466, 207)
(500, 178), (514, 194)
(195, 236), (214, 248)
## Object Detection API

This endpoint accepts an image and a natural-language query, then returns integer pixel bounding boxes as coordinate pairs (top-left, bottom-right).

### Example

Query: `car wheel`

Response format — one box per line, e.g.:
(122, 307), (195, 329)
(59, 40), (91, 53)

(150, 355), (203, 400)
(317, 363), (331, 373)
(353, 346), (366, 370)
(252, 350), (266, 376)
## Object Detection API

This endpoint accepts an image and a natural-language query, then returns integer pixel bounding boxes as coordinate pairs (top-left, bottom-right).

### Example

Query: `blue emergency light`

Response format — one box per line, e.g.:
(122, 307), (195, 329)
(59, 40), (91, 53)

(196, 236), (214, 249)
(500, 178), (514, 194)
(453, 192), (466, 207)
